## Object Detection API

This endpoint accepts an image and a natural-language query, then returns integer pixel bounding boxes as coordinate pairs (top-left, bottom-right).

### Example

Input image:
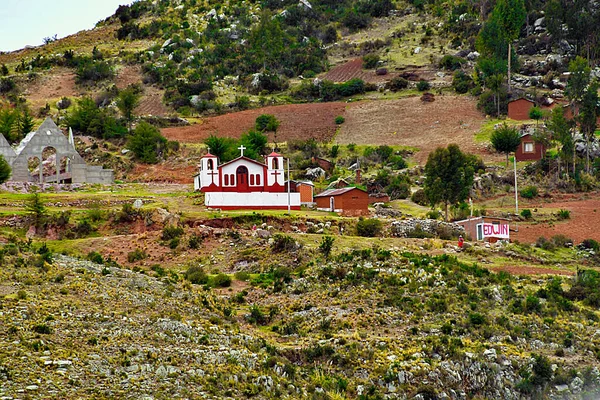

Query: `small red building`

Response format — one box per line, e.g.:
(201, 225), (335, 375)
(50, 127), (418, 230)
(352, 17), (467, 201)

(288, 180), (314, 204)
(508, 98), (535, 121)
(455, 216), (511, 243)
(314, 187), (369, 216)
(515, 132), (545, 161)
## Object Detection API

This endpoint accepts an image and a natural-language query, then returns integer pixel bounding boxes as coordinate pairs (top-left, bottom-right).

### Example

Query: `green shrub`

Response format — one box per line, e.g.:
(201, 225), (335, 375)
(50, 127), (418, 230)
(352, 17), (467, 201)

(162, 225), (184, 241)
(357, 218), (383, 237)
(234, 271), (251, 281)
(439, 55), (464, 71)
(520, 209), (532, 219)
(551, 234), (572, 248)
(387, 77), (408, 91)
(411, 189), (429, 206)
(417, 80), (431, 91)
(87, 251), (104, 264)
(580, 239), (600, 251)
(169, 237), (180, 249)
(335, 116), (345, 125)
(33, 323), (52, 334)
(452, 71), (473, 94)
(363, 54), (380, 69)
(75, 60), (113, 84)
(127, 249), (147, 263)
(319, 236), (335, 258)
(185, 265), (208, 285)
(520, 185), (538, 199)
(557, 209), (570, 220)
(211, 273), (232, 288)
(536, 236), (555, 251)
(188, 234), (202, 249)
(127, 122), (167, 164)
(271, 234), (297, 252)
(469, 312), (485, 325)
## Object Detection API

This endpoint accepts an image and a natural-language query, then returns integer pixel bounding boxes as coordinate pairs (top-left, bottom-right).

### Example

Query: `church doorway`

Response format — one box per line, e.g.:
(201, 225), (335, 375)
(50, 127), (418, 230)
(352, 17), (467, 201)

(236, 166), (249, 191)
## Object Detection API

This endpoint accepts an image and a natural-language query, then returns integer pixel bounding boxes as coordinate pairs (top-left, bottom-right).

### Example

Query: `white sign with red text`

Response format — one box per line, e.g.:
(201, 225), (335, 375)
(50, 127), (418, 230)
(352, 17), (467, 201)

(482, 223), (510, 239)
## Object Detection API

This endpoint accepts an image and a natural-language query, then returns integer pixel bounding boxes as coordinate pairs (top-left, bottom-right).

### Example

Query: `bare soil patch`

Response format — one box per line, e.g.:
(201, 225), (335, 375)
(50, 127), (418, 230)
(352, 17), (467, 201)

(324, 58), (395, 83)
(115, 66), (142, 89)
(136, 86), (170, 117)
(162, 102), (347, 143)
(337, 95), (498, 164)
(489, 265), (575, 276)
(128, 164), (196, 184)
(23, 68), (78, 105)
(512, 195), (600, 245)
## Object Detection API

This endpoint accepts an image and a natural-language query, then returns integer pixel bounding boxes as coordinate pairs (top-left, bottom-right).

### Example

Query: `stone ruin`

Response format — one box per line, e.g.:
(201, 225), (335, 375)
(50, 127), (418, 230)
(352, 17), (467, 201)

(0, 118), (113, 184)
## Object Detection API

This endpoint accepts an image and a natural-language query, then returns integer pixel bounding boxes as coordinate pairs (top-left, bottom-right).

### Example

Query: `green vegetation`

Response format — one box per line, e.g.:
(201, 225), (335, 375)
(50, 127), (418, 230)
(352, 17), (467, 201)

(127, 122), (168, 164)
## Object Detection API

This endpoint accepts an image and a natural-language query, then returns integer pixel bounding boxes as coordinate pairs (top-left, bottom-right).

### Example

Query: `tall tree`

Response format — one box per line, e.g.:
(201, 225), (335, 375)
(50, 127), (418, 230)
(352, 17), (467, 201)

(116, 87), (140, 134)
(578, 81), (599, 173)
(547, 106), (573, 177)
(0, 107), (19, 144)
(255, 114), (280, 149)
(204, 135), (236, 162)
(19, 108), (35, 137)
(424, 144), (475, 221)
(565, 56), (591, 174)
(491, 124), (521, 166)
(0, 155), (11, 184)
(127, 122), (167, 164)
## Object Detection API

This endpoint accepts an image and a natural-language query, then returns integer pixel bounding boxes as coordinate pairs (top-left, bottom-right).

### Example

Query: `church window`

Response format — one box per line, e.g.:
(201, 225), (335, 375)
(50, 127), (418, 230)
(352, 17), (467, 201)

(256, 174), (261, 185)
(272, 158), (279, 169)
(224, 174), (229, 185)
(250, 174), (255, 185)
(207, 159), (214, 170)
(230, 174), (235, 185)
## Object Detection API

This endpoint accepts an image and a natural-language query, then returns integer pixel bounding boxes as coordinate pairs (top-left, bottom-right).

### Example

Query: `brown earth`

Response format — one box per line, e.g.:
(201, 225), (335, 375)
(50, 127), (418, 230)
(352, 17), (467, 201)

(512, 195), (600, 245)
(337, 95), (499, 164)
(127, 164), (196, 184)
(116, 66), (170, 117)
(324, 58), (396, 83)
(23, 68), (79, 106)
(489, 265), (575, 276)
(162, 102), (347, 143)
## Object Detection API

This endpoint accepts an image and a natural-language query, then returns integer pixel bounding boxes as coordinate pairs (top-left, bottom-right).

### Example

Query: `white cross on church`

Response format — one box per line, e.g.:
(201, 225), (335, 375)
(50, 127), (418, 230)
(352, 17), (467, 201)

(238, 145), (246, 157)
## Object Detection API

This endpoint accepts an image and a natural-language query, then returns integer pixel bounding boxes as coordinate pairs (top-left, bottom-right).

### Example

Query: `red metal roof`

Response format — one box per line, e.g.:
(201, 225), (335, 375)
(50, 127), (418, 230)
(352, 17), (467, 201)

(202, 152), (217, 158)
(267, 151), (282, 157)
(314, 187), (366, 198)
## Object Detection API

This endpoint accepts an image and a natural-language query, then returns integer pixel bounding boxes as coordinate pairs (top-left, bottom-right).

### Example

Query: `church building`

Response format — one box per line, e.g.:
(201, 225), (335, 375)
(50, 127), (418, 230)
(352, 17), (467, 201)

(194, 146), (301, 210)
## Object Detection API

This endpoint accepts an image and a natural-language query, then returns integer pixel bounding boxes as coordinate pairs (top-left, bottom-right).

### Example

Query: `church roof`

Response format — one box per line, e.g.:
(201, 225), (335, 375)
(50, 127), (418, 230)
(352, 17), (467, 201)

(267, 151), (282, 157)
(202, 152), (217, 158)
(218, 156), (266, 169)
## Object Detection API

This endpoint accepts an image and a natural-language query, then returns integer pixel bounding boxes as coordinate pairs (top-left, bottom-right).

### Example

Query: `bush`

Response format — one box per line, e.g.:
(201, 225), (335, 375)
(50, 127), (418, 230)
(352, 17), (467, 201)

(211, 273), (232, 288)
(75, 60), (113, 84)
(335, 116), (345, 125)
(127, 249), (147, 263)
(417, 80), (431, 91)
(557, 209), (570, 220)
(452, 71), (473, 94)
(271, 234), (297, 252)
(185, 266), (208, 285)
(536, 236), (556, 251)
(387, 77), (408, 91)
(319, 236), (335, 258)
(520, 209), (532, 219)
(162, 225), (184, 241)
(33, 323), (52, 334)
(521, 186), (538, 199)
(357, 218), (383, 237)
(580, 239), (600, 251)
(469, 312), (485, 325)
(411, 189), (429, 206)
(188, 234), (202, 249)
(439, 55), (464, 71)
(87, 251), (104, 264)
(363, 54), (380, 69)
(127, 122), (167, 164)
(552, 234), (572, 248)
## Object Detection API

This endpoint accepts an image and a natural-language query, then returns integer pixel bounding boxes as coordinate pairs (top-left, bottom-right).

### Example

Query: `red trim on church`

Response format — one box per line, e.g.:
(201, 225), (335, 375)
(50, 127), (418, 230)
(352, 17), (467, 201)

(212, 205), (301, 210)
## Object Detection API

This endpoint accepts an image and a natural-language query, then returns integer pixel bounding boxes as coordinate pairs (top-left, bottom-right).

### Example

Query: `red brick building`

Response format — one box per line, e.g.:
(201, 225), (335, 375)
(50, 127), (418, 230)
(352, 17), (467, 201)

(288, 180), (314, 204)
(508, 98), (535, 120)
(314, 187), (369, 216)
(515, 132), (545, 161)
(455, 216), (511, 243)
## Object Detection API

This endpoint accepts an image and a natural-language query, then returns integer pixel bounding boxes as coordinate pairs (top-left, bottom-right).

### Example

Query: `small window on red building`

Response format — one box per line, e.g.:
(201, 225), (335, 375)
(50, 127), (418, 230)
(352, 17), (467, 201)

(256, 174), (261, 185)
(230, 174), (235, 185)
(250, 175), (255, 185)
(524, 142), (534, 153)
(224, 175), (229, 185)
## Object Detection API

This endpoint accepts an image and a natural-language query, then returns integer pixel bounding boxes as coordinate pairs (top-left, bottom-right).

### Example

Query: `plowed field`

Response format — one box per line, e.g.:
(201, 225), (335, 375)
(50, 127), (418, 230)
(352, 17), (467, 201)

(512, 195), (600, 245)
(337, 95), (498, 164)
(162, 102), (347, 143)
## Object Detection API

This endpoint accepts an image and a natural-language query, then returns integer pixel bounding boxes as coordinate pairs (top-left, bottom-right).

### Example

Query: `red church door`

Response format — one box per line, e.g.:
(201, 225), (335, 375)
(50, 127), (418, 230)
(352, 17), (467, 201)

(236, 166), (249, 191)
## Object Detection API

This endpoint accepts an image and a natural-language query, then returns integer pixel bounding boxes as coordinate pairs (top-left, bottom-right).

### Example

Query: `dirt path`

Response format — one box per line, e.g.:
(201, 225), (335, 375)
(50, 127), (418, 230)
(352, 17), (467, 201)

(337, 95), (498, 164)
(489, 265), (575, 276)
(162, 102), (347, 143)
(512, 196), (600, 245)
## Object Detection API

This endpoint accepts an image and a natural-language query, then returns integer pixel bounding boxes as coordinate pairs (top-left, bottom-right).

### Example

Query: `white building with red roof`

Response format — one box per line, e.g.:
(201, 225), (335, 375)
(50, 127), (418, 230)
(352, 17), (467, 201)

(194, 146), (301, 210)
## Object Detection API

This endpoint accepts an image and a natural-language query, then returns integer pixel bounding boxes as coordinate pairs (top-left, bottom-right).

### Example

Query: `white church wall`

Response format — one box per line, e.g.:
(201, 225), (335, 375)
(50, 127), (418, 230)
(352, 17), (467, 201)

(205, 192), (300, 208)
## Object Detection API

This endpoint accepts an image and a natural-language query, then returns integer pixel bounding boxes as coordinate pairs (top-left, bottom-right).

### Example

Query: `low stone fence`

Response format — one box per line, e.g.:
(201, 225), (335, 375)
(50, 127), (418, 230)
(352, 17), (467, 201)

(391, 218), (465, 238)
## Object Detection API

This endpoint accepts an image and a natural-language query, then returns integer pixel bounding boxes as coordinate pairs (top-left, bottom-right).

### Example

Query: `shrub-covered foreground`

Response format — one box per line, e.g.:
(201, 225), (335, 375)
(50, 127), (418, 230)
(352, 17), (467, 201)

(1, 239), (599, 399)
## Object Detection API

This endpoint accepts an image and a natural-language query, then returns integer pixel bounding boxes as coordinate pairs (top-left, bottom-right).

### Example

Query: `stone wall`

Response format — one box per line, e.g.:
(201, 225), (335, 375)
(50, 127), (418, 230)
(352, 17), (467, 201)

(391, 218), (465, 238)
